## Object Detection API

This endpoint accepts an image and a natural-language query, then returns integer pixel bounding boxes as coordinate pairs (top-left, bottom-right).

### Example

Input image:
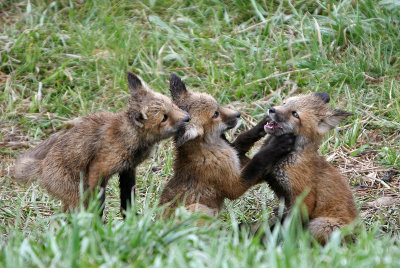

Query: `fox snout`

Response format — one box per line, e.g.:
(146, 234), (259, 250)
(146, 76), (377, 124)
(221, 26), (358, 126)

(268, 107), (275, 114)
(267, 107), (282, 121)
(264, 106), (292, 136)
(267, 107), (285, 123)
(221, 108), (241, 129)
(176, 109), (191, 124)
(176, 110), (191, 129)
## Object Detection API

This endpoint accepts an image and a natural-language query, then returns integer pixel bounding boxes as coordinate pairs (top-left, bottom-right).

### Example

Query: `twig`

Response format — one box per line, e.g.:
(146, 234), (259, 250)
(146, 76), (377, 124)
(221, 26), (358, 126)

(245, 68), (308, 86)
(0, 141), (38, 149)
(341, 167), (393, 174)
(235, 19), (271, 34)
(355, 107), (400, 128)
(170, 67), (194, 71)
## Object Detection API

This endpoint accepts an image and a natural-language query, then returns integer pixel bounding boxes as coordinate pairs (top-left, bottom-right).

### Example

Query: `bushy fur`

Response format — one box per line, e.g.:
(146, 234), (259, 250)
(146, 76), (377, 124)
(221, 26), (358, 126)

(160, 74), (294, 219)
(242, 92), (357, 244)
(12, 72), (190, 214)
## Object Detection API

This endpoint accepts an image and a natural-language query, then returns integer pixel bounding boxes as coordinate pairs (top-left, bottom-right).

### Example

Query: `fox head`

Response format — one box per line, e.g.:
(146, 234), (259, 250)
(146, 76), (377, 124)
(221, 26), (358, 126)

(169, 73), (241, 147)
(264, 92), (352, 147)
(126, 72), (190, 140)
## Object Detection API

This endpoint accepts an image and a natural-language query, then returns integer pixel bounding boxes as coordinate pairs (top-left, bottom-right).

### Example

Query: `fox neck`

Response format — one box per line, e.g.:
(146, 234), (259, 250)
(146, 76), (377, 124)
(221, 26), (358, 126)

(294, 135), (322, 154)
(204, 129), (226, 145)
(176, 133), (228, 161)
(121, 115), (161, 148)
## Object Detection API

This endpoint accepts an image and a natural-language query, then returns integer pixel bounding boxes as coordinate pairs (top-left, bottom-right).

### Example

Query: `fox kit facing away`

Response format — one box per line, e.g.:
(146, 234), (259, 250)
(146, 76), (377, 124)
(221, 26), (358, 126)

(12, 72), (190, 214)
(160, 74), (295, 218)
(242, 92), (357, 244)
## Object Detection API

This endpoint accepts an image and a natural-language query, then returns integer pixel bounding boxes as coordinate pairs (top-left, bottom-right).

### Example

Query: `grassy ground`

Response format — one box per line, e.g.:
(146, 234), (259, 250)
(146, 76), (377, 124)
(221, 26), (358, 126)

(1, 0), (400, 266)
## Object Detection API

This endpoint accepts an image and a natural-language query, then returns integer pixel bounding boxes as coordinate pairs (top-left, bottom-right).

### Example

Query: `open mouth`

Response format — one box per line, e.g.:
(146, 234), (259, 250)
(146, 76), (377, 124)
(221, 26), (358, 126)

(264, 121), (282, 132)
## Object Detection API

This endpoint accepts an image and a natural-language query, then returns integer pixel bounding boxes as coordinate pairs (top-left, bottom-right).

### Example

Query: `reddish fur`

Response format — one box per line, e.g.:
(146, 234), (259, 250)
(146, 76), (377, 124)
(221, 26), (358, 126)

(259, 92), (357, 244)
(160, 93), (250, 214)
(12, 73), (189, 212)
(286, 150), (356, 222)
(160, 75), (257, 217)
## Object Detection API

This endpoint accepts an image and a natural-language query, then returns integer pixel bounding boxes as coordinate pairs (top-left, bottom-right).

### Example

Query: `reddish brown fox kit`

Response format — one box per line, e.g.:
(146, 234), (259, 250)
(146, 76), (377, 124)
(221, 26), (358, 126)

(160, 74), (294, 218)
(242, 92), (357, 244)
(12, 72), (190, 214)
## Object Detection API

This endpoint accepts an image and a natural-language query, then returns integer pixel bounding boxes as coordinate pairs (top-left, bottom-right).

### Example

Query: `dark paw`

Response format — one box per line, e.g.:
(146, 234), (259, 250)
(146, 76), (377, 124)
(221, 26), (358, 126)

(254, 115), (271, 136)
(273, 133), (296, 154)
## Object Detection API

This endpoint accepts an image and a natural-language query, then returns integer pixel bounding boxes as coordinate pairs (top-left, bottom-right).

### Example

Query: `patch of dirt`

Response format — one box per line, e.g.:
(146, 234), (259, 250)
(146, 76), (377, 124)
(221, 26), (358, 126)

(0, 121), (35, 150)
(333, 130), (400, 231)
(0, 2), (25, 26)
(0, 72), (10, 83)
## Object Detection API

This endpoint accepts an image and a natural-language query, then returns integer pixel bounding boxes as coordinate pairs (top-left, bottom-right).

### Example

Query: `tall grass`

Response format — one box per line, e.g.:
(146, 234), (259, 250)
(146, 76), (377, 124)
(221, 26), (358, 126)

(1, 197), (399, 267)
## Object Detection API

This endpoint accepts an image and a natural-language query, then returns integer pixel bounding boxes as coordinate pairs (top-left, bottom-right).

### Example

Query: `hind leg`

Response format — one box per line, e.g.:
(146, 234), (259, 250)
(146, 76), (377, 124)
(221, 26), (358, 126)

(45, 181), (81, 212)
(308, 217), (344, 245)
(185, 203), (217, 226)
(39, 170), (83, 212)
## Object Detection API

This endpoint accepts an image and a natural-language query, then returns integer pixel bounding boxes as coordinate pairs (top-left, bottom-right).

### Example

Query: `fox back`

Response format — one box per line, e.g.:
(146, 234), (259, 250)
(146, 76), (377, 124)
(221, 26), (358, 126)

(12, 72), (189, 212)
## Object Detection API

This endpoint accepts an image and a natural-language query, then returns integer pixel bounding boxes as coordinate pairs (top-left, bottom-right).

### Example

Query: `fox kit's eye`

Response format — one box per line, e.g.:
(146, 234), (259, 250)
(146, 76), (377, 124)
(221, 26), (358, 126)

(212, 111), (219, 119)
(161, 114), (168, 123)
(292, 111), (299, 119)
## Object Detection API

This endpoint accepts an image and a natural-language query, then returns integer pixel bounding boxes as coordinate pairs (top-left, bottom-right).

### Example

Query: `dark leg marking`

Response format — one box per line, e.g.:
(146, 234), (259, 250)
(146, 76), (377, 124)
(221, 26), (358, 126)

(119, 168), (136, 218)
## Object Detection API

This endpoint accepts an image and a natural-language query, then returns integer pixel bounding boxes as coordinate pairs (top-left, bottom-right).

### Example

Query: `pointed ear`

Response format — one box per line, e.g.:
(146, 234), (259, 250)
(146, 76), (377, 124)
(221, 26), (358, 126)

(314, 92), (330, 103)
(175, 123), (203, 147)
(170, 73), (188, 103)
(318, 110), (352, 135)
(127, 72), (144, 95)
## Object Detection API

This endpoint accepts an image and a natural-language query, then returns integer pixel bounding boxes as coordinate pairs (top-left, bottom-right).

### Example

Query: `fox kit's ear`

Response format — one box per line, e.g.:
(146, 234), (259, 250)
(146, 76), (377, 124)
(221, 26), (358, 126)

(314, 92), (330, 103)
(318, 110), (352, 135)
(170, 73), (188, 103)
(127, 72), (145, 95)
(175, 123), (203, 147)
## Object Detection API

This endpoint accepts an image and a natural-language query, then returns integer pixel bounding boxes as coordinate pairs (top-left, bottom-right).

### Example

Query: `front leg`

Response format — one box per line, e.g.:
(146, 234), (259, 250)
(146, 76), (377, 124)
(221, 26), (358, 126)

(119, 167), (136, 218)
(232, 115), (270, 155)
(241, 134), (295, 184)
(231, 115), (270, 166)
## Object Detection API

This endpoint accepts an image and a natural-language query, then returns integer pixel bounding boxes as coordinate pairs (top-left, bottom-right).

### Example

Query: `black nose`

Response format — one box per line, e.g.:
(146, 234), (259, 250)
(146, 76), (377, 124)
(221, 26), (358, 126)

(183, 115), (190, 122)
(268, 107), (276, 114)
(236, 112), (241, 118)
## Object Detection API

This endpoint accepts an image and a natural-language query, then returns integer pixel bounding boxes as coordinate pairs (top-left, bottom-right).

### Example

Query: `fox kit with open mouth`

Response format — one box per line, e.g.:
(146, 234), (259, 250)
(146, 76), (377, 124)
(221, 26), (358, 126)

(160, 74), (294, 219)
(242, 92), (357, 244)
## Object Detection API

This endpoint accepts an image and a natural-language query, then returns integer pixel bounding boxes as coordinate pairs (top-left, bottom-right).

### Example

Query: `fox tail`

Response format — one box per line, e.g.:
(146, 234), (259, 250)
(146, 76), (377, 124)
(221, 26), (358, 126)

(12, 131), (64, 184)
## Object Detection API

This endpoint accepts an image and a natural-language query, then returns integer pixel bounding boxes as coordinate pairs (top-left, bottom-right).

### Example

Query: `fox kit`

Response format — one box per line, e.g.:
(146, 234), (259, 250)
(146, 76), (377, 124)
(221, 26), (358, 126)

(12, 72), (190, 214)
(242, 92), (357, 244)
(160, 74), (294, 218)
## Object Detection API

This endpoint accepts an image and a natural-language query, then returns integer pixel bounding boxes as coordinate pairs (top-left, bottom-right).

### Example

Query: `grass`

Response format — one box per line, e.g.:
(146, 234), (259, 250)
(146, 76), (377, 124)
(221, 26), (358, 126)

(1, 0), (400, 267)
